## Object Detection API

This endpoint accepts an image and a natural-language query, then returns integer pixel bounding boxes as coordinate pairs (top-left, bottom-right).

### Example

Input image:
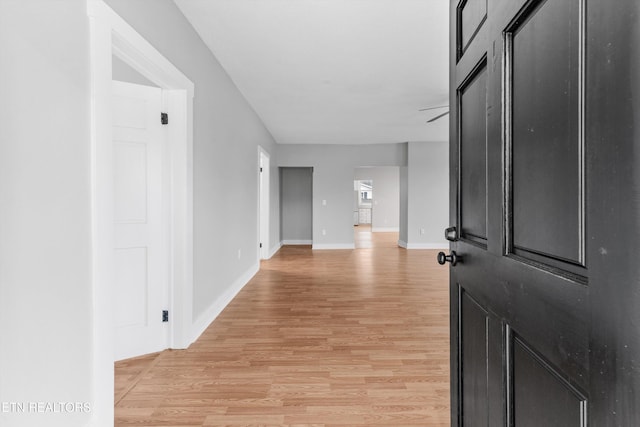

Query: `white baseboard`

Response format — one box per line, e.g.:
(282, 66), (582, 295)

(191, 261), (259, 344)
(403, 242), (448, 250)
(371, 227), (399, 232)
(282, 239), (312, 245)
(312, 243), (355, 250)
(268, 242), (282, 259)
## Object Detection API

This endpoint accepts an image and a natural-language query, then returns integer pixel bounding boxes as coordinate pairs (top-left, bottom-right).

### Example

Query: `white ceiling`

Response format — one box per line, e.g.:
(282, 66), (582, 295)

(174, 0), (450, 145)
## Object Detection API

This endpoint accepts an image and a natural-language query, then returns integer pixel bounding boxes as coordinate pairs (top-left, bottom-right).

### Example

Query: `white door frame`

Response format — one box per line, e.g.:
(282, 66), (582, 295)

(88, 1), (194, 424)
(258, 146), (270, 259)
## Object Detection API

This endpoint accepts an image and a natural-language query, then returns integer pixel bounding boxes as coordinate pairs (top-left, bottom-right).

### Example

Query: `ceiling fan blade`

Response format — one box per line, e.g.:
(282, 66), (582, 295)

(418, 105), (449, 112)
(426, 111), (449, 123)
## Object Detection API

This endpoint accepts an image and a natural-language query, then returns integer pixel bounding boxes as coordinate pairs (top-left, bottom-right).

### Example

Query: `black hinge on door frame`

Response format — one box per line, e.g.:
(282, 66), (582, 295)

(260, 167), (263, 172)
(161, 112), (169, 125)
(260, 243), (263, 248)
(162, 310), (169, 322)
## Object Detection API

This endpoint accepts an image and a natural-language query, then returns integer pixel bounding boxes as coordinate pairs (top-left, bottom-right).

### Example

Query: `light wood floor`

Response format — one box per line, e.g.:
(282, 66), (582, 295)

(115, 229), (450, 426)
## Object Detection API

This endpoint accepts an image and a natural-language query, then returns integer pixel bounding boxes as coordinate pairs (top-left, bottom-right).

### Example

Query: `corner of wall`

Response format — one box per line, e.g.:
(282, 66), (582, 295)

(190, 261), (260, 344)
(269, 241), (283, 258)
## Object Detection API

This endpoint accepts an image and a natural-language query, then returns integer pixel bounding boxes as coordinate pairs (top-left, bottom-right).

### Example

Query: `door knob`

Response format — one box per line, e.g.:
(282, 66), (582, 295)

(437, 251), (460, 266)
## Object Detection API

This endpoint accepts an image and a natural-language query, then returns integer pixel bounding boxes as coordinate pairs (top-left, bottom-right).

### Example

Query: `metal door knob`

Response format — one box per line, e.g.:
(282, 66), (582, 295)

(437, 251), (460, 266)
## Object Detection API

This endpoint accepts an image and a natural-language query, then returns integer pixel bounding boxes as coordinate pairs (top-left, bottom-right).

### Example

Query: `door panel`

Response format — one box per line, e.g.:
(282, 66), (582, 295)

(508, 0), (584, 270)
(459, 60), (488, 245)
(114, 141), (148, 223)
(459, 289), (489, 426)
(511, 333), (587, 426)
(112, 80), (168, 361)
(114, 247), (148, 328)
(458, 0), (487, 57)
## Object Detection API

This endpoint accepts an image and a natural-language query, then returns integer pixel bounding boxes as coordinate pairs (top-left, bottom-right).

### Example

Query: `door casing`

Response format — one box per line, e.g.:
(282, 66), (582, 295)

(88, 1), (194, 424)
(259, 147), (271, 259)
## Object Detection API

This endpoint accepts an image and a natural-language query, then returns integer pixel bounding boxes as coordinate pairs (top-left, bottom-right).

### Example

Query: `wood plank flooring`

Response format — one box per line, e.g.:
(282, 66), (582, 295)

(115, 230), (450, 426)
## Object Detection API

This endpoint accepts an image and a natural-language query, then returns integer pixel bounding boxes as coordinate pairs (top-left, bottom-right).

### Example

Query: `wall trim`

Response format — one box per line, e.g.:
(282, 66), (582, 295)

(372, 227), (400, 232)
(398, 240), (408, 248)
(191, 262), (260, 343)
(403, 242), (448, 250)
(312, 243), (356, 250)
(282, 239), (313, 245)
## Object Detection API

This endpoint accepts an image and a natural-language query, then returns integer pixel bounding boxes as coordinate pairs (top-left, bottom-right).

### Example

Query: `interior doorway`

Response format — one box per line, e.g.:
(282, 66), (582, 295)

(353, 179), (373, 226)
(259, 148), (270, 259)
(353, 167), (400, 248)
(280, 167), (313, 245)
(89, 1), (195, 420)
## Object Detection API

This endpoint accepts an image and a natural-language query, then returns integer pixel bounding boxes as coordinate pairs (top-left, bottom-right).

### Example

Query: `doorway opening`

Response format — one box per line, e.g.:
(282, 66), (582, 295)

(280, 167), (313, 246)
(354, 167), (400, 248)
(354, 179), (373, 227)
(88, 1), (194, 421)
(259, 148), (270, 259)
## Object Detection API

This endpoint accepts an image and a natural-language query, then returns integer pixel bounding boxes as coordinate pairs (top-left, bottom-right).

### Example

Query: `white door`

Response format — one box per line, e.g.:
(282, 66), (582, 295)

(259, 151), (270, 259)
(112, 80), (168, 361)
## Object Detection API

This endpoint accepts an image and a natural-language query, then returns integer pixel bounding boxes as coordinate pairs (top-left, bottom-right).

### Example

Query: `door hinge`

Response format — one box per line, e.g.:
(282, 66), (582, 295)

(162, 310), (169, 322)
(260, 167), (263, 172)
(260, 243), (263, 248)
(161, 112), (169, 125)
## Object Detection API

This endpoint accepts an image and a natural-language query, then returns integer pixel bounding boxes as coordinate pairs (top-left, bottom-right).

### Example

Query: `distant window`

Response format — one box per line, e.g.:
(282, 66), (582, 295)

(359, 180), (373, 202)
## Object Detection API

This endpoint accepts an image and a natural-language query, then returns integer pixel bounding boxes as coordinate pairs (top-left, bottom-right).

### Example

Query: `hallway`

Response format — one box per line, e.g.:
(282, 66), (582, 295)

(115, 244), (450, 426)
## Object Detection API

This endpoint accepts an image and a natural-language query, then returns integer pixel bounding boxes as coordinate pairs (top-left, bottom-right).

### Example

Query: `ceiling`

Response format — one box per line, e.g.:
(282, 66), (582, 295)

(174, 0), (450, 145)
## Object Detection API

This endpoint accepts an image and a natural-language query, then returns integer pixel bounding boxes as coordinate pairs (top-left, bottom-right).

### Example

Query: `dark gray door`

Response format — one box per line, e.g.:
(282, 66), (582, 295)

(446, 0), (640, 424)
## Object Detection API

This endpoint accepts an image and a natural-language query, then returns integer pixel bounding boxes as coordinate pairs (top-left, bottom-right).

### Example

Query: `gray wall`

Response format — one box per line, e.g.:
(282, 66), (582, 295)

(280, 167), (313, 244)
(278, 144), (407, 248)
(399, 166), (409, 243)
(278, 142), (447, 249)
(105, 0), (281, 321)
(355, 167), (400, 231)
(406, 141), (449, 248)
(0, 2), (282, 425)
(0, 1), (92, 426)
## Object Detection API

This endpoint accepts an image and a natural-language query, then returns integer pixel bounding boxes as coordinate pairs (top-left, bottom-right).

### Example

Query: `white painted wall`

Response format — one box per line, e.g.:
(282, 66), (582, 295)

(104, 0), (280, 329)
(354, 167), (400, 232)
(0, 1), (92, 426)
(280, 167), (313, 244)
(406, 141), (449, 248)
(278, 144), (407, 248)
